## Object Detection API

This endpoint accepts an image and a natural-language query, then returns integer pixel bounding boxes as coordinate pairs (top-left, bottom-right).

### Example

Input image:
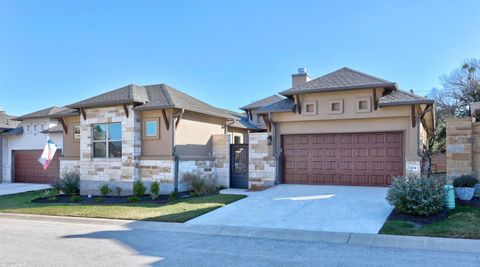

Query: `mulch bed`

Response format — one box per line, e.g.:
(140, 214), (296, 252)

(386, 208), (449, 225)
(32, 192), (190, 205)
(456, 197), (480, 208)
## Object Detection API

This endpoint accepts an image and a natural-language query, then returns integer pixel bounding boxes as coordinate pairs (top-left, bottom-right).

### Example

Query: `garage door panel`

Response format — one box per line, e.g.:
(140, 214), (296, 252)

(282, 132), (403, 186)
(14, 150), (61, 184)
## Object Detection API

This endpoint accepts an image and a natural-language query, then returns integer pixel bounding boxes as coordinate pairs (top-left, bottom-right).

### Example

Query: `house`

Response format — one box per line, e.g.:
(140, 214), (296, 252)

(0, 107), (67, 184)
(54, 83), (258, 195)
(248, 67), (435, 188)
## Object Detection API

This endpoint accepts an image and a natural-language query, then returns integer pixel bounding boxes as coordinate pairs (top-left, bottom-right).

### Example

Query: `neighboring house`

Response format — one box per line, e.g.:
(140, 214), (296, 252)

(54, 83), (258, 195)
(251, 67), (435, 188)
(0, 107), (66, 184)
(240, 95), (285, 130)
(0, 110), (21, 183)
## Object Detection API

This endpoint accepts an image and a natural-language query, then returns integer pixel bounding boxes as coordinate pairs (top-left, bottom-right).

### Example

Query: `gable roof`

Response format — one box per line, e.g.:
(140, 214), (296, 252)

(280, 67), (397, 96)
(0, 112), (20, 130)
(41, 124), (63, 134)
(378, 90), (434, 107)
(13, 106), (76, 121)
(67, 84), (149, 109)
(240, 95), (285, 110)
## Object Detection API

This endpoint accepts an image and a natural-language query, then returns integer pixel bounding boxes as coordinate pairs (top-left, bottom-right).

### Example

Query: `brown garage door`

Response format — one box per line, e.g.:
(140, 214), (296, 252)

(282, 132), (403, 186)
(14, 150), (62, 184)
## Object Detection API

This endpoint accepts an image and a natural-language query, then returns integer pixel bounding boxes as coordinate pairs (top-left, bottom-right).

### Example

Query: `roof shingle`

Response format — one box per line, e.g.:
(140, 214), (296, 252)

(13, 107), (77, 121)
(378, 90), (434, 107)
(67, 84), (149, 109)
(240, 95), (285, 110)
(280, 67), (397, 96)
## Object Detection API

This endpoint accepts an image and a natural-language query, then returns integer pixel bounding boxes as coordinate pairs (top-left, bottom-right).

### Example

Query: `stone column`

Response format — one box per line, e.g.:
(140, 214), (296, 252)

(248, 132), (275, 189)
(446, 118), (473, 182)
(473, 123), (480, 177)
(212, 134), (230, 188)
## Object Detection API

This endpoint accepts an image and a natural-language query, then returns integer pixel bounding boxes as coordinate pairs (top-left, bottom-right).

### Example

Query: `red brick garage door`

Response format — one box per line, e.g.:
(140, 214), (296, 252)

(282, 132), (403, 186)
(14, 150), (62, 184)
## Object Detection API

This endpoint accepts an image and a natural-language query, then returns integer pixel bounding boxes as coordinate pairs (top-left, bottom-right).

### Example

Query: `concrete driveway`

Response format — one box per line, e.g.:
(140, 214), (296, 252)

(188, 184), (393, 234)
(0, 183), (51, 196)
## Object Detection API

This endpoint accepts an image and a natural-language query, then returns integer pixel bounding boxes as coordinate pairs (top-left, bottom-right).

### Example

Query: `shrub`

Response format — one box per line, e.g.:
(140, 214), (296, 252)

(127, 196), (140, 203)
(52, 170), (80, 196)
(150, 180), (160, 200)
(95, 197), (104, 204)
(184, 172), (218, 196)
(43, 190), (54, 198)
(133, 180), (146, 197)
(68, 195), (81, 203)
(47, 196), (58, 202)
(168, 191), (179, 201)
(386, 176), (445, 216)
(453, 175), (478, 188)
(99, 183), (110, 196)
(115, 186), (123, 197)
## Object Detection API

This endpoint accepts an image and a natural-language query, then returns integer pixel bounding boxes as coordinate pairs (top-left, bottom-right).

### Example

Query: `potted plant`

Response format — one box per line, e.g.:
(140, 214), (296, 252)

(453, 175), (479, 201)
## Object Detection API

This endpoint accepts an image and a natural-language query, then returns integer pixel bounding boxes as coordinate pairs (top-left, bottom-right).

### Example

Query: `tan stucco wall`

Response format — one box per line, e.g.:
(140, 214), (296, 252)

(270, 89), (424, 176)
(140, 109), (173, 158)
(175, 111), (226, 157)
(61, 116), (80, 159)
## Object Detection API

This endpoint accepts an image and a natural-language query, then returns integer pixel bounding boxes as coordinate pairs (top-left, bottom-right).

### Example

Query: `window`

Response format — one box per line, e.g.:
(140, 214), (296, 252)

(26, 125), (31, 132)
(92, 123), (122, 158)
(234, 135), (242, 144)
(73, 125), (81, 139)
(143, 119), (158, 138)
(256, 114), (262, 124)
(303, 101), (317, 115)
(355, 97), (371, 113)
(33, 124), (37, 131)
(329, 99), (343, 114)
(40, 124), (44, 131)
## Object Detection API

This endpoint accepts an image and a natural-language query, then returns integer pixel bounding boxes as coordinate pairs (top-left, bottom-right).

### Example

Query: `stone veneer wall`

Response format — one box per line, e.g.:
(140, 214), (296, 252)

(211, 134), (230, 188)
(248, 132), (275, 189)
(59, 159), (80, 176)
(139, 159), (175, 194)
(446, 118), (480, 181)
(79, 105), (141, 195)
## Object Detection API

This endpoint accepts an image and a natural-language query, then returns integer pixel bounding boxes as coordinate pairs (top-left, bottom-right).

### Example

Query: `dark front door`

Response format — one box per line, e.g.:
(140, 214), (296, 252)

(230, 144), (249, 189)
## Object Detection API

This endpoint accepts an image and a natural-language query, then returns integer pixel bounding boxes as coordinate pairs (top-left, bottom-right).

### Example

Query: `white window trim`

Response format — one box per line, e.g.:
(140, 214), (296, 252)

(303, 101), (317, 116)
(143, 118), (159, 139)
(355, 97), (372, 113)
(73, 125), (81, 140)
(328, 99), (344, 114)
(92, 123), (122, 158)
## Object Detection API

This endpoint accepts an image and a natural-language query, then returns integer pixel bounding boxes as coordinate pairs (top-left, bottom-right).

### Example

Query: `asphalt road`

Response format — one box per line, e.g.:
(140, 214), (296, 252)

(0, 215), (479, 267)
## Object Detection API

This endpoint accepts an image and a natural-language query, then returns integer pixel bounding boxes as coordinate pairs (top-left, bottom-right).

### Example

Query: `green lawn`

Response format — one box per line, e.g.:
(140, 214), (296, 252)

(380, 205), (480, 239)
(0, 191), (245, 223)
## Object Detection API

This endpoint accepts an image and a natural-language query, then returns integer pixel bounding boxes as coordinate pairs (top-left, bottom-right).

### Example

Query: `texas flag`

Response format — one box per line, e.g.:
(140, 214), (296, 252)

(38, 136), (58, 170)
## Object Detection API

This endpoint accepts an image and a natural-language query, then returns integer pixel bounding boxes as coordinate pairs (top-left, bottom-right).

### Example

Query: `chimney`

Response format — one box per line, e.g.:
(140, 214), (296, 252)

(291, 67), (311, 88)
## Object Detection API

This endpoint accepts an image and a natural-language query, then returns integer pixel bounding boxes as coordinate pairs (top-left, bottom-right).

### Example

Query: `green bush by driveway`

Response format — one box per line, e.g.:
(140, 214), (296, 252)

(381, 205), (480, 239)
(0, 191), (245, 223)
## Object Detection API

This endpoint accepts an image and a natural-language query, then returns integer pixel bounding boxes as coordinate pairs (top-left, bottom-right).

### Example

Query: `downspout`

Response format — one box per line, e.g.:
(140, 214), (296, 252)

(172, 110), (179, 193)
(269, 112), (281, 185)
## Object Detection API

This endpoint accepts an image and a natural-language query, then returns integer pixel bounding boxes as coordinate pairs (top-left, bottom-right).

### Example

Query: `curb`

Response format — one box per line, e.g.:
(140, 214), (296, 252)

(2, 213), (480, 254)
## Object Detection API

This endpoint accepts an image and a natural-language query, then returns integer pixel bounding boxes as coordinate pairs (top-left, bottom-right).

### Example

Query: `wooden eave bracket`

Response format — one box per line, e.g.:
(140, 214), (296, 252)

(295, 95), (302, 114)
(59, 117), (68, 134)
(411, 105), (416, 127)
(161, 109), (170, 130)
(261, 114), (272, 132)
(123, 103), (129, 118)
(373, 88), (378, 110)
(80, 108), (86, 120)
(175, 109), (184, 129)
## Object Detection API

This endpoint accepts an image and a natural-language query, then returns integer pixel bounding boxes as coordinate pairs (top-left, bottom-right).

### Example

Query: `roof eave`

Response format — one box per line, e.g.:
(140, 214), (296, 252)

(379, 100), (435, 107)
(280, 83), (398, 96)
(67, 100), (144, 109)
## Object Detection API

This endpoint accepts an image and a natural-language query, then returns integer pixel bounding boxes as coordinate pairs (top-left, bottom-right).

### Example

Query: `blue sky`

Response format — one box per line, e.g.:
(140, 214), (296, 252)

(1, 0), (479, 115)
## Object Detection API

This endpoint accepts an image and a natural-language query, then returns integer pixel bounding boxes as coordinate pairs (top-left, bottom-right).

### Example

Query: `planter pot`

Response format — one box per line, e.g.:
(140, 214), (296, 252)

(455, 187), (475, 201)
(475, 183), (480, 198)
